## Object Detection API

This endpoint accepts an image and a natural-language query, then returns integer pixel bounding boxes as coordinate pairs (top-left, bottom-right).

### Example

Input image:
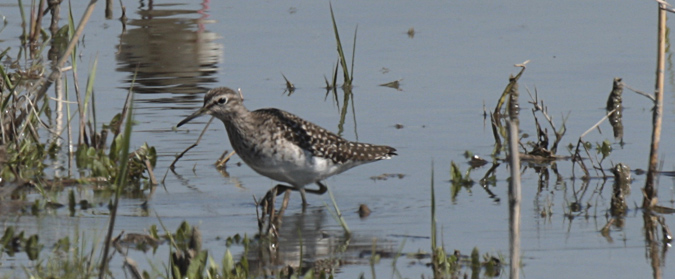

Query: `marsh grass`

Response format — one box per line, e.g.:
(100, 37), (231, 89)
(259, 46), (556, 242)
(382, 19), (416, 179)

(98, 87), (135, 278)
(24, 230), (101, 278)
(0, 2), (158, 278)
(329, 3), (356, 89)
(325, 185), (351, 236)
(1, 1), (157, 205)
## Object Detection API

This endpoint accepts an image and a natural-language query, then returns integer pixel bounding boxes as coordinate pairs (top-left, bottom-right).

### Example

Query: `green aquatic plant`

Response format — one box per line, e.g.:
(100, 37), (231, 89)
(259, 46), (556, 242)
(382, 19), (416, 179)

(24, 231), (100, 279)
(329, 3), (357, 88)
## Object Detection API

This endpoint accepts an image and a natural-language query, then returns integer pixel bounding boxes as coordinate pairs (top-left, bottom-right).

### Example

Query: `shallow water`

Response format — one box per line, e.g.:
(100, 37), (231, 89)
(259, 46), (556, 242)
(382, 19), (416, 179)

(1, 0), (675, 278)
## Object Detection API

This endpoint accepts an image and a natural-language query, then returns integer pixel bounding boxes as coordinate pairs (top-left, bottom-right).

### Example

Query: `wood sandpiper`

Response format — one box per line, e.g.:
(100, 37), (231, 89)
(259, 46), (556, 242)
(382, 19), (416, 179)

(177, 87), (397, 207)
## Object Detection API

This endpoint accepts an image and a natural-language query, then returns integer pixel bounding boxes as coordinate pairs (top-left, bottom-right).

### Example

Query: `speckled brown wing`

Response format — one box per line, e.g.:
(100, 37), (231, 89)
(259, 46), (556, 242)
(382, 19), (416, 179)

(252, 108), (397, 164)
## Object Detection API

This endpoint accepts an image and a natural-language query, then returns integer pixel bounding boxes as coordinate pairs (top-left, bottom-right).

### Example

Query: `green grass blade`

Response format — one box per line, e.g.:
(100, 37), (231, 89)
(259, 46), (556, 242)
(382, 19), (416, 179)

(324, 185), (351, 236)
(98, 69), (136, 279)
(329, 3), (350, 86)
(18, 0), (26, 42)
(350, 25), (357, 83)
(84, 55), (98, 132)
(431, 161), (436, 249)
(68, 1), (77, 72)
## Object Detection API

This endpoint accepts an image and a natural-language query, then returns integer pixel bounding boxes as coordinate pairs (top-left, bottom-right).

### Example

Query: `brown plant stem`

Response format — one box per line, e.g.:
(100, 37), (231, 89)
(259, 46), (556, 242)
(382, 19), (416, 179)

(644, 3), (667, 208)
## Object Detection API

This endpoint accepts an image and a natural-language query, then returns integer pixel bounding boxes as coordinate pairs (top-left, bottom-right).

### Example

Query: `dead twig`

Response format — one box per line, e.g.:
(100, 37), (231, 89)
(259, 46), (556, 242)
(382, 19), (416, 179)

(163, 117), (214, 184)
(526, 87), (568, 154)
(571, 109), (617, 179)
(215, 150), (236, 168)
(622, 82), (655, 102)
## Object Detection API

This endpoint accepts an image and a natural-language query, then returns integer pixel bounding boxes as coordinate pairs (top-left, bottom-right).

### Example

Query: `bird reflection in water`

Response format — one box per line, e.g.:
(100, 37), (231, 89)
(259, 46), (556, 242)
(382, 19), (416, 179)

(246, 208), (397, 277)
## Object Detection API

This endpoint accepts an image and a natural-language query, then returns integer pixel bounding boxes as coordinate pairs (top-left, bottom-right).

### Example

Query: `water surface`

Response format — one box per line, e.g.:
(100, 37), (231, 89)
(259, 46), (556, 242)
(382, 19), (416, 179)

(1, 1), (673, 278)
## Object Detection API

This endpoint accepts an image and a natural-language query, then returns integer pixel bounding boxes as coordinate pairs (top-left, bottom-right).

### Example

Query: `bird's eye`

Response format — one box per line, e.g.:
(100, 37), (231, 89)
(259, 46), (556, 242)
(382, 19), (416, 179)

(217, 97), (227, 104)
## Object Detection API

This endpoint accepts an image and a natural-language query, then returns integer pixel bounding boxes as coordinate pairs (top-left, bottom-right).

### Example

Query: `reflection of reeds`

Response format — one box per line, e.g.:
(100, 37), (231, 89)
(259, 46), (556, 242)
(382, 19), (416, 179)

(507, 114), (521, 279)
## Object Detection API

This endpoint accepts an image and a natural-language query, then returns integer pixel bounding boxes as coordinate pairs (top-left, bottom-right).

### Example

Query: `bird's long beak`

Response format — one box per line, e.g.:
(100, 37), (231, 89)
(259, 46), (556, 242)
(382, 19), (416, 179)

(177, 107), (208, 127)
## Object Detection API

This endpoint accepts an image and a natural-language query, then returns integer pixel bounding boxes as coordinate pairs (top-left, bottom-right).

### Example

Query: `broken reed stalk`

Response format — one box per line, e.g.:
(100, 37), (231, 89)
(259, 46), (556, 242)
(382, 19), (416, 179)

(493, 66), (526, 116)
(491, 65), (526, 156)
(643, 3), (667, 209)
(507, 75), (521, 279)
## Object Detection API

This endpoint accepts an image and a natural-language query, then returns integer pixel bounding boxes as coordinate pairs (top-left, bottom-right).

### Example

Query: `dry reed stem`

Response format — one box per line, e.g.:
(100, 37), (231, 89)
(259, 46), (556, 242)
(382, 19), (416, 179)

(216, 150), (236, 168)
(167, 116), (214, 172)
(622, 82), (655, 102)
(144, 159), (157, 185)
(29, 0), (46, 44)
(31, 0), (97, 109)
(643, 3), (667, 208)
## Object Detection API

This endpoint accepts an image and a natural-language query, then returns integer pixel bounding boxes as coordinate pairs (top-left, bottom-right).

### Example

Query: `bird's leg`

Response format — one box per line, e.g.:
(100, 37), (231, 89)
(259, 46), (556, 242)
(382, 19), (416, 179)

(299, 188), (308, 211)
(263, 184), (293, 201)
(303, 181), (328, 195)
(262, 183), (326, 211)
(262, 184), (295, 212)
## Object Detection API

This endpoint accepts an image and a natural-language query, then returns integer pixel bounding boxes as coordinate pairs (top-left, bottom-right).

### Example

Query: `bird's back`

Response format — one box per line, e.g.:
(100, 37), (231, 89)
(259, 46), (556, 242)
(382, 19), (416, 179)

(251, 108), (397, 166)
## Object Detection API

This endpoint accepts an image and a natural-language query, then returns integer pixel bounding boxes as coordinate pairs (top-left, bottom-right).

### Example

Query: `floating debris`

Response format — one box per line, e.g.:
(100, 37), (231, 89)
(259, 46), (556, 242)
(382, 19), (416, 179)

(358, 204), (371, 218)
(468, 155), (488, 168)
(379, 79), (403, 91)
(407, 27), (415, 38)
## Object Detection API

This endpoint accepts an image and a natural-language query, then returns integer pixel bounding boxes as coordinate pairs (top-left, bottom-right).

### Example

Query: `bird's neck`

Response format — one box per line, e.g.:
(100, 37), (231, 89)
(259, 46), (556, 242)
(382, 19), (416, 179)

(220, 108), (256, 142)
